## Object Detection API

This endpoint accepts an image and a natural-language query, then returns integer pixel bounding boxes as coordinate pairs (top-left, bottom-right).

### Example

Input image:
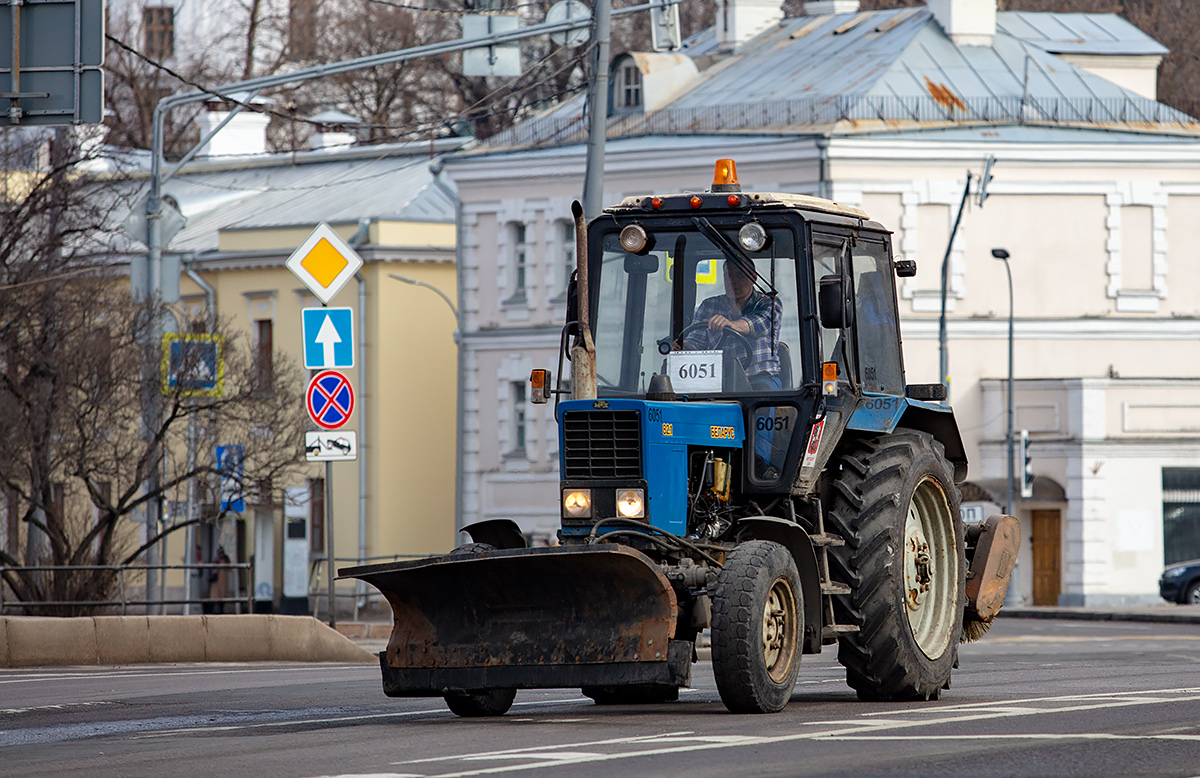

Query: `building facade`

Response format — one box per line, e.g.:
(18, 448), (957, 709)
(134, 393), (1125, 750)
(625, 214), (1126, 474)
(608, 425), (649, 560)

(445, 0), (1200, 605)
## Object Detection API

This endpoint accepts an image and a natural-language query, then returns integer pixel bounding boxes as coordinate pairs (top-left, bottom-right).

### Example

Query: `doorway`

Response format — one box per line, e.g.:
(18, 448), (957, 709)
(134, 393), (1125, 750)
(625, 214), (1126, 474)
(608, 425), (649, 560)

(1031, 509), (1062, 606)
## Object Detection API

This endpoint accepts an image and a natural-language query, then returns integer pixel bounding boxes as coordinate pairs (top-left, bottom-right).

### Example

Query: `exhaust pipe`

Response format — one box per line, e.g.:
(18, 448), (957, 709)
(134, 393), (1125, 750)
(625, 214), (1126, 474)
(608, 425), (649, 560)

(571, 200), (597, 401)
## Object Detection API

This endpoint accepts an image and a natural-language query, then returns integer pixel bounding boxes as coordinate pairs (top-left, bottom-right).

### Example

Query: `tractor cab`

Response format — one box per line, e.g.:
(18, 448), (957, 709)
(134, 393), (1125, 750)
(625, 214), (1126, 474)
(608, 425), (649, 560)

(580, 160), (909, 489)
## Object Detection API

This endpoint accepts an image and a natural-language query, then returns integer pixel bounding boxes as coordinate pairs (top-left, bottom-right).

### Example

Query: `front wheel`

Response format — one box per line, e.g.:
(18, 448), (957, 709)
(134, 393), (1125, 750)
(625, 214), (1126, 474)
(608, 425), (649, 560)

(711, 540), (802, 713)
(443, 688), (516, 717)
(1185, 580), (1200, 605)
(826, 430), (965, 701)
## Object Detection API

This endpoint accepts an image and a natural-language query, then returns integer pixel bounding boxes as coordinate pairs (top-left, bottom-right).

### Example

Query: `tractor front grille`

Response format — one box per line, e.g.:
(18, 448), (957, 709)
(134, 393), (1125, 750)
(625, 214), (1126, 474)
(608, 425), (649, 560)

(562, 410), (642, 479)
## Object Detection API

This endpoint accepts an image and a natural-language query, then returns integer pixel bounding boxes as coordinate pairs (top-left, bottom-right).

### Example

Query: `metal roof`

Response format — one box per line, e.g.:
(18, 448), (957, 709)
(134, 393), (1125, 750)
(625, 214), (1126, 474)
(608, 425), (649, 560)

(995, 12), (1168, 57)
(484, 7), (1195, 150)
(141, 147), (457, 255)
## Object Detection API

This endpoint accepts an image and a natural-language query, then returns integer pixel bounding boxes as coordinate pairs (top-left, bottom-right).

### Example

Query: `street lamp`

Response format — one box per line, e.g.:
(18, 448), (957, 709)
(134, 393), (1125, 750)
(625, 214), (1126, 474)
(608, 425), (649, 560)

(387, 274), (464, 539)
(992, 248), (1024, 607)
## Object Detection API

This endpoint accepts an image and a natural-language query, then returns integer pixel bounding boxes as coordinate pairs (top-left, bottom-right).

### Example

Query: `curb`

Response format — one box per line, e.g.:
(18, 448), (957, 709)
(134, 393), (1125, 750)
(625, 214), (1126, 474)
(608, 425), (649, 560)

(998, 606), (1200, 625)
(0, 615), (375, 667)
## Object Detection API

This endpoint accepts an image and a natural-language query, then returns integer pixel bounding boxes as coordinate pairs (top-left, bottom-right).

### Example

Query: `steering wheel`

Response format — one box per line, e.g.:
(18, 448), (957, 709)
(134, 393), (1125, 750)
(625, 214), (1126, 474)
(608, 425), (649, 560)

(672, 321), (756, 370)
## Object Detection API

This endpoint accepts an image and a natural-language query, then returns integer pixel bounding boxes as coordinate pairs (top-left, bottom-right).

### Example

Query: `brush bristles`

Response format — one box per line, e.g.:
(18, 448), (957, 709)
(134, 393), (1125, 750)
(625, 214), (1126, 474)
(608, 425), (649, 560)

(961, 616), (992, 643)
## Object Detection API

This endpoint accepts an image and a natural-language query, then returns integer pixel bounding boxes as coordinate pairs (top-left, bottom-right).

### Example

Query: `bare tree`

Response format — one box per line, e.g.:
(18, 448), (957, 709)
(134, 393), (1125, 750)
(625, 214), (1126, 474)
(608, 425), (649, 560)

(0, 129), (308, 616)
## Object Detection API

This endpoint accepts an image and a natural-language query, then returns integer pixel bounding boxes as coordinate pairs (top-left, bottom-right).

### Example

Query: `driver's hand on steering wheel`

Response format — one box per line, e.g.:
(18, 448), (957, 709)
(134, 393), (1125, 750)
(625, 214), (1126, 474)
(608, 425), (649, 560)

(707, 315), (750, 334)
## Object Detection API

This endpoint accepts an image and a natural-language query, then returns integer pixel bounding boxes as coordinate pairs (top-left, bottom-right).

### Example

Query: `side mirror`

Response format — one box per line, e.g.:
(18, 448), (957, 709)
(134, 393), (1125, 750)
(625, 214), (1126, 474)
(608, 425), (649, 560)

(530, 369), (552, 404)
(818, 275), (847, 329)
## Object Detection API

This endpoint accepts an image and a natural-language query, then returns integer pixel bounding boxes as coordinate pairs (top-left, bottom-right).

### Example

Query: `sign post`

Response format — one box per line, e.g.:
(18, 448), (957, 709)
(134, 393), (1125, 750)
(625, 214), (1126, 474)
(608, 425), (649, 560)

(286, 223), (367, 627)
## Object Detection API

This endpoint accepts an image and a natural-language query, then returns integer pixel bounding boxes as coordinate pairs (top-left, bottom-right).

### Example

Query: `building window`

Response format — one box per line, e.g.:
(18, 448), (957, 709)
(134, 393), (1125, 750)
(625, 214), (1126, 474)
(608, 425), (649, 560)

(309, 478), (325, 555)
(511, 222), (528, 297)
(1163, 468), (1200, 565)
(617, 61), (642, 110)
(289, 0), (318, 60)
(512, 382), (527, 452)
(143, 7), (175, 60)
(255, 319), (274, 391)
(559, 219), (575, 294)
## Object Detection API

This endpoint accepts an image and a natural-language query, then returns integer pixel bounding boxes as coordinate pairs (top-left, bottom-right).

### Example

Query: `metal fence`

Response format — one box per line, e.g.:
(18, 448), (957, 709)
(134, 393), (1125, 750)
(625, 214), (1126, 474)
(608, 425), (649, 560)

(0, 562), (252, 616)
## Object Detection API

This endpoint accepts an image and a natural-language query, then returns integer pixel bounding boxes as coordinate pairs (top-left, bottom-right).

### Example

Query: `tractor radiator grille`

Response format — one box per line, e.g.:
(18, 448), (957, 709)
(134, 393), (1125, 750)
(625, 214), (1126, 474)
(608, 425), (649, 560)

(562, 410), (642, 479)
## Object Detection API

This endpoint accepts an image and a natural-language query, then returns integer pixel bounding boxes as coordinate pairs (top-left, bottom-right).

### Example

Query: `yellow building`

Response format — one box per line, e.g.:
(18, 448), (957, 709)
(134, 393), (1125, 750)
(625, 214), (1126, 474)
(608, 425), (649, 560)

(149, 139), (465, 616)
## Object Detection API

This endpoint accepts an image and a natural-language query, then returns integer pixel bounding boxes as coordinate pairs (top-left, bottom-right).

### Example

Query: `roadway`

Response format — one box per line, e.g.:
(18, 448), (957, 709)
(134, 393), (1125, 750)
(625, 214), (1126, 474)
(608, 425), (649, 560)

(3, 618), (1199, 778)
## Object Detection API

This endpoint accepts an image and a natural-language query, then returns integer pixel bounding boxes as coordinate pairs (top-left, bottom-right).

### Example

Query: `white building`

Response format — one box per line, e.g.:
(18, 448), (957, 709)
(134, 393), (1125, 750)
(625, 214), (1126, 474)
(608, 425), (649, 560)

(444, 0), (1200, 606)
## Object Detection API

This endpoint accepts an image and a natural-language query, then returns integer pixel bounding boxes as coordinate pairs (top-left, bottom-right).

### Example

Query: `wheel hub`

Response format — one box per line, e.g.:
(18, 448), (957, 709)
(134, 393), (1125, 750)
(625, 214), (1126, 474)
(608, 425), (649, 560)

(902, 476), (960, 660)
(762, 578), (796, 682)
(904, 508), (933, 611)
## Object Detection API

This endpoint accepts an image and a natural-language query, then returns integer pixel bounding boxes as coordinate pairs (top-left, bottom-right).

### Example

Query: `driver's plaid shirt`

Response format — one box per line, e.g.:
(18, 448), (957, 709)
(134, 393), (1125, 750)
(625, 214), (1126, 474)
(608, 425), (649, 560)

(683, 290), (782, 379)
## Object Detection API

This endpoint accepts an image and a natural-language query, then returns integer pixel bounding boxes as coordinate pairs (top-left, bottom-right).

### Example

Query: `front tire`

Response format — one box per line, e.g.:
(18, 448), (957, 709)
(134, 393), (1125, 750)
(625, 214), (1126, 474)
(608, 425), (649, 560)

(711, 540), (802, 713)
(442, 542), (517, 716)
(826, 430), (965, 701)
(443, 688), (517, 717)
(1185, 580), (1200, 605)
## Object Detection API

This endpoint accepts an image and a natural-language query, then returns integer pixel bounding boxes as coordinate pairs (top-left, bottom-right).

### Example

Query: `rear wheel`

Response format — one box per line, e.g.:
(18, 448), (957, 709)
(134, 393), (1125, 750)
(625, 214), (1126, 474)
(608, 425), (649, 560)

(442, 542), (517, 717)
(443, 688), (517, 717)
(711, 540), (802, 713)
(826, 430), (965, 701)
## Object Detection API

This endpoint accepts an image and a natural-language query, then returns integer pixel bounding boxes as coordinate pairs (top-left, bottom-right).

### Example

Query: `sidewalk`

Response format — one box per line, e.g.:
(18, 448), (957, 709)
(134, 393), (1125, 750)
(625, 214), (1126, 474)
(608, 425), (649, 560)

(999, 603), (1200, 625)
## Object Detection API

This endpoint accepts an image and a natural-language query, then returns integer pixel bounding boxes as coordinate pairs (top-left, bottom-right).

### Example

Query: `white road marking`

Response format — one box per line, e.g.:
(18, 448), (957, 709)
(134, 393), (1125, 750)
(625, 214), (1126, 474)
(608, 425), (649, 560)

(819, 733), (1200, 742)
(0, 700), (115, 715)
(356, 687), (1200, 778)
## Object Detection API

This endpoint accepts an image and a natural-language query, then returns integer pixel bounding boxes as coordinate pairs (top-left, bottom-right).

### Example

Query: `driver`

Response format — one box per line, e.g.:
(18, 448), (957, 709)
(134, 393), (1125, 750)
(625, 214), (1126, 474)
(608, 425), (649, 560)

(680, 259), (783, 392)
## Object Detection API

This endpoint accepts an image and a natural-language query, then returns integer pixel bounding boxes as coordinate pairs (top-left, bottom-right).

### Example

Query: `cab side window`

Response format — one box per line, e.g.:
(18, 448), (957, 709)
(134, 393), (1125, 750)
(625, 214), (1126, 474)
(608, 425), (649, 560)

(851, 242), (903, 394)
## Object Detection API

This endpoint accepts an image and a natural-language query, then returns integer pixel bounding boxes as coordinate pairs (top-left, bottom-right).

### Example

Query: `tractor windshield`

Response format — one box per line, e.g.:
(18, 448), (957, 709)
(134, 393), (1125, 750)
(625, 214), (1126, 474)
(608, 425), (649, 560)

(593, 223), (802, 397)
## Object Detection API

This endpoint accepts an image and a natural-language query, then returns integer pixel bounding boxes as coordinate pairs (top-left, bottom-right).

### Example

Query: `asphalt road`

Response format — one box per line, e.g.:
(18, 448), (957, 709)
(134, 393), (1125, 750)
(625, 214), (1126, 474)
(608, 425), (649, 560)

(3, 619), (1199, 778)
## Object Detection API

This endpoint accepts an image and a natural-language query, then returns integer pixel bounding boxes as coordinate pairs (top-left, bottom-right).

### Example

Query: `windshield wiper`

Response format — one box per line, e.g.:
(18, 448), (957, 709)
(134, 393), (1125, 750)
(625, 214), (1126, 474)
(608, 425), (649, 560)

(690, 216), (777, 298)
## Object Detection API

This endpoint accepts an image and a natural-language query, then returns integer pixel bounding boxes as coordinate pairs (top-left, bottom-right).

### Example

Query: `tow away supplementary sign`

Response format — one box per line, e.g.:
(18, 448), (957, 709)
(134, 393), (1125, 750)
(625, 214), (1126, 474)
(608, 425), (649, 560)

(305, 430), (358, 462)
(302, 307), (354, 369)
(285, 223), (363, 304)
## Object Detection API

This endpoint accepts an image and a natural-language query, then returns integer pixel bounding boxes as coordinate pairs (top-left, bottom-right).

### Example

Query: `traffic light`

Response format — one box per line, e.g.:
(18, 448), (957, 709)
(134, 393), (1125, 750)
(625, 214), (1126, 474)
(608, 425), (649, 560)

(1019, 429), (1033, 498)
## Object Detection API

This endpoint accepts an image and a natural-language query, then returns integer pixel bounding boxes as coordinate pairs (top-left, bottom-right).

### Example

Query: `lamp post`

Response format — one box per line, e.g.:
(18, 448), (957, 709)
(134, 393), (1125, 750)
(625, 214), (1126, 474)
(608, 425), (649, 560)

(388, 274), (464, 538)
(992, 248), (1024, 607)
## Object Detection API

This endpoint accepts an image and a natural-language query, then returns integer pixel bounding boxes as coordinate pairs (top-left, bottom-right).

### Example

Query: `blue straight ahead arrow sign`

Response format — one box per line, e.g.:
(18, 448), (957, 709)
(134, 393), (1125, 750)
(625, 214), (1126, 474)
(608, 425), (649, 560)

(302, 307), (355, 369)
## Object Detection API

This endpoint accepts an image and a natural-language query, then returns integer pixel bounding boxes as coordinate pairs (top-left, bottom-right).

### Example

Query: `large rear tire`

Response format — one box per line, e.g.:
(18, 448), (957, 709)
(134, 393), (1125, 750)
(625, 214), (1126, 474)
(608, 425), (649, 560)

(826, 430), (965, 701)
(711, 540), (802, 713)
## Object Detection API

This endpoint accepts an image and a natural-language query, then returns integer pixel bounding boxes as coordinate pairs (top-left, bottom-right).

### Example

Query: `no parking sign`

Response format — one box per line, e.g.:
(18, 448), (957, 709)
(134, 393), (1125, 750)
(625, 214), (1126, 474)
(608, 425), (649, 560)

(306, 370), (354, 429)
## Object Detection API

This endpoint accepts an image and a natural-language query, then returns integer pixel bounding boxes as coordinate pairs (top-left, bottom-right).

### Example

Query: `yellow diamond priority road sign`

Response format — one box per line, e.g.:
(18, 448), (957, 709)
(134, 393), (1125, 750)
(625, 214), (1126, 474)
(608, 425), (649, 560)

(285, 223), (364, 304)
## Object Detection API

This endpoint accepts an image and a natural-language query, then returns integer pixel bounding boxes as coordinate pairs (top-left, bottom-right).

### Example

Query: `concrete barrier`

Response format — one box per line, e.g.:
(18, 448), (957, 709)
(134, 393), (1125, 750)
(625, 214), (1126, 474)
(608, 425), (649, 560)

(0, 615), (375, 667)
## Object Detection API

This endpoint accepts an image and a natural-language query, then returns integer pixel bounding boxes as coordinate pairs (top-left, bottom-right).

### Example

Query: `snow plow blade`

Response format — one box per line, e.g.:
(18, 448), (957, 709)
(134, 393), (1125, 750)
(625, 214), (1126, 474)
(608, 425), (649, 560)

(340, 544), (689, 695)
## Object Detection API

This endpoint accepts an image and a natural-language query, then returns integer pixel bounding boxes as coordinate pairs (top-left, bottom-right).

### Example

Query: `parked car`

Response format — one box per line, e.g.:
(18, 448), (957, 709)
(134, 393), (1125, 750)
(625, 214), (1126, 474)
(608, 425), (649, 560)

(1159, 559), (1200, 604)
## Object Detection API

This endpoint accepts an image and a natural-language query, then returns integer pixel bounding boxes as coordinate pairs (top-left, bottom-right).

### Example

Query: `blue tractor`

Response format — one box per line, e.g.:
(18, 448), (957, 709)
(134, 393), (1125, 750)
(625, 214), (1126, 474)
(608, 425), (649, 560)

(345, 160), (1019, 716)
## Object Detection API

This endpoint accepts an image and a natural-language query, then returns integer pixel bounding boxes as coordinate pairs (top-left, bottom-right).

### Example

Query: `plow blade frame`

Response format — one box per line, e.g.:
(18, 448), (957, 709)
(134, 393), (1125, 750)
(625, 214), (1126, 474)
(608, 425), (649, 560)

(341, 544), (687, 695)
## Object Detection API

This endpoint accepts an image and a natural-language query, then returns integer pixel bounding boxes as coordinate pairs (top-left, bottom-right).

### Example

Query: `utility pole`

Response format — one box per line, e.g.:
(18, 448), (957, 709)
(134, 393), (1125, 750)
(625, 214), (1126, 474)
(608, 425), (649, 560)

(582, 0), (613, 220)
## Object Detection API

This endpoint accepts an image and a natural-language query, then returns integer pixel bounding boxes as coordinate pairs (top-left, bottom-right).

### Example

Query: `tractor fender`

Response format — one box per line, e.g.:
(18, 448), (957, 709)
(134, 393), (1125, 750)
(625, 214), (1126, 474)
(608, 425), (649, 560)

(897, 402), (968, 484)
(462, 519), (528, 550)
(735, 516), (822, 654)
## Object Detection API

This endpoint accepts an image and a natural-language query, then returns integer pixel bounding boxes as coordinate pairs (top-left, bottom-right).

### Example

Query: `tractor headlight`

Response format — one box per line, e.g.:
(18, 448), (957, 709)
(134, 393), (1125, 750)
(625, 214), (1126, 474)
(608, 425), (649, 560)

(620, 224), (650, 254)
(615, 488), (645, 520)
(562, 489), (592, 518)
(738, 222), (768, 252)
